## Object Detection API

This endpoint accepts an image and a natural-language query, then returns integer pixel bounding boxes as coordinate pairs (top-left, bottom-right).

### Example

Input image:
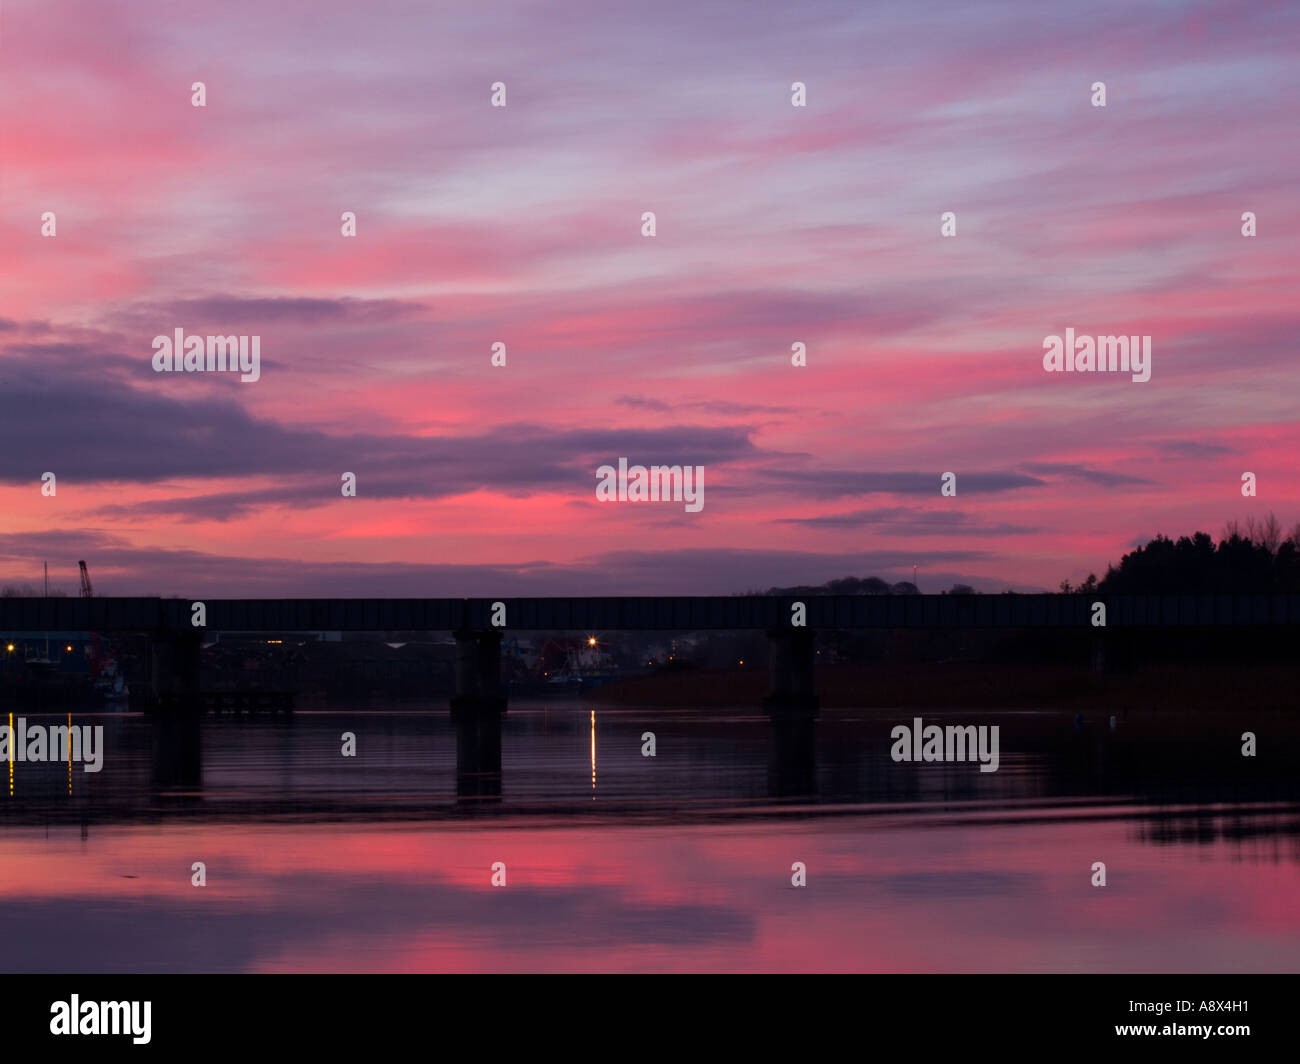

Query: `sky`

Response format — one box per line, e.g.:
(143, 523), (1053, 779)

(2, 0), (1298, 597)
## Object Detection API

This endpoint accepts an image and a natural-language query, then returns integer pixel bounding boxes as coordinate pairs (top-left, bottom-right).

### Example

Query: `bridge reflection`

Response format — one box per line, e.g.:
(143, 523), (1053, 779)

(455, 709), (502, 803)
(5, 705), (1300, 867)
(768, 714), (817, 798)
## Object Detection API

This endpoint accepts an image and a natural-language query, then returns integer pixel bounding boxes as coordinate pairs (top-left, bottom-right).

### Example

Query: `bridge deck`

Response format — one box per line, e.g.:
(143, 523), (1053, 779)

(1, 594), (1298, 631)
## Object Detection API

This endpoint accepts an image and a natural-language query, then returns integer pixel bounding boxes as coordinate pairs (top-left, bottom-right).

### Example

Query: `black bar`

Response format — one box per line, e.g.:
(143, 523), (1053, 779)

(2, 974), (1289, 1052)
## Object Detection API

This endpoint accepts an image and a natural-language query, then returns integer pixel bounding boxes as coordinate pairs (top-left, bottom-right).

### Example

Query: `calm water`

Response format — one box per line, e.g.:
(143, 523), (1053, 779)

(2, 701), (1298, 972)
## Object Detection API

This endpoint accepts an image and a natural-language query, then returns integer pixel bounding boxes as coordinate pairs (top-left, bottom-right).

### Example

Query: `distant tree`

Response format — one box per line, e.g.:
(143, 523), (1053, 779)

(947, 583), (976, 595)
(1086, 515), (1298, 594)
(765, 574), (918, 596)
(822, 576), (899, 595)
(1246, 513), (1282, 553)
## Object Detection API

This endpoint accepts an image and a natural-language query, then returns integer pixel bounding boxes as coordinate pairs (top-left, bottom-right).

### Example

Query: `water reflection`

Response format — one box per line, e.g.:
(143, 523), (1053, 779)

(455, 709), (502, 805)
(151, 708), (202, 791)
(2, 702), (1298, 829)
(1, 702), (1297, 972)
(768, 714), (816, 798)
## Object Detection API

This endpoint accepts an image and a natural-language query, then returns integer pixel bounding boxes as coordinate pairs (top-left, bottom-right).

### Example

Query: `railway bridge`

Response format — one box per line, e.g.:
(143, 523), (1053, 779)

(2, 593), (1296, 715)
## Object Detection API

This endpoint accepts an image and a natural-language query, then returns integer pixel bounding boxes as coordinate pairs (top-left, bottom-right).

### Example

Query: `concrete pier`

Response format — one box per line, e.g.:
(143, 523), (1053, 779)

(150, 707), (203, 789)
(455, 714), (503, 801)
(768, 713), (817, 796)
(763, 627), (819, 717)
(1091, 633), (1108, 675)
(450, 628), (507, 717)
(147, 632), (203, 786)
(149, 631), (202, 701)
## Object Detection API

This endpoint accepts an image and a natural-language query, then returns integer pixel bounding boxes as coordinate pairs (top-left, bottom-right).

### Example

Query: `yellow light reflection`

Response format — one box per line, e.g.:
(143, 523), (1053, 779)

(68, 712), (72, 796)
(8, 712), (12, 797)
(590, 710), (596, 792)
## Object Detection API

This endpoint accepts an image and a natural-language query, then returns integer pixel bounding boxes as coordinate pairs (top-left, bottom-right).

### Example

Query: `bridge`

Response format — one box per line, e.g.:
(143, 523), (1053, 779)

(3, 593), (1299, 632)
(2, 593), (1297, 716)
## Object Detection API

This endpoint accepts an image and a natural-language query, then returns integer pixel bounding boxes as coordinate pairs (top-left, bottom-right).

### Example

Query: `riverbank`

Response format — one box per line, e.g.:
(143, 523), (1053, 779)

(581, 661), (1300, 712)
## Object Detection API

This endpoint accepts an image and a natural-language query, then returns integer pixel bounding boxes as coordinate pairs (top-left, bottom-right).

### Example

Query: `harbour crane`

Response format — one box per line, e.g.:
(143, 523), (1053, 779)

(78, 561), (108, 679)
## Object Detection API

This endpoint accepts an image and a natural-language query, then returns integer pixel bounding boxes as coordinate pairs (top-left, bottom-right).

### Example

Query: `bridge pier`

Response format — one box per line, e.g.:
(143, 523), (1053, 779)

(149, 631), (202, 702)
(151, 708), (203, 789)
(450, 628), (507, 717)
(146, 631), (202, 786)
(1091, 633), (1108, 675)
(763, 628), (819, 718)
(768, 713), (817, 796)
(455, 713), (503, 801)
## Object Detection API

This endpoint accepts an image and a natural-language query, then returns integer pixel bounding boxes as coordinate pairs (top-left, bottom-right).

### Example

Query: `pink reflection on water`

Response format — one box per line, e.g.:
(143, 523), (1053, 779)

(1, 811), (1297, 973)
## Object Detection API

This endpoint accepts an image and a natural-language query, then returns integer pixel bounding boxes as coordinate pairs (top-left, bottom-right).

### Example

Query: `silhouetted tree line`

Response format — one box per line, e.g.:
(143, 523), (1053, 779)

(759, 576), (920, 596)
(1065, 514), (1300, 595)
(755, 514), (1300, 599)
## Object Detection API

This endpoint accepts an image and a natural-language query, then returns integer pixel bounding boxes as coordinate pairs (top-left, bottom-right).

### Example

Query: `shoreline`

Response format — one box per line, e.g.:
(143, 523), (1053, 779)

(580, 661), (1300, 713)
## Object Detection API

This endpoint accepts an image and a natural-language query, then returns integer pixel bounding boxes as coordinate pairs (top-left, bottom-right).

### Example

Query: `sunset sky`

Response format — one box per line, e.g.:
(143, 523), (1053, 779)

(2, 0), (1297, 597)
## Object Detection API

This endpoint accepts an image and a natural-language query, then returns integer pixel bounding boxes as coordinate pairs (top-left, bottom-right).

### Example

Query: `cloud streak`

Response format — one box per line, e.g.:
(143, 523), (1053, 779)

(1, 0), (1297, 592)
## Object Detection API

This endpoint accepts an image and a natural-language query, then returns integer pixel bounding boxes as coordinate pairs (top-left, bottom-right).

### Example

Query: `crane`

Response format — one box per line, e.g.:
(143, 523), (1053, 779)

(78, 560), (105, 678)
